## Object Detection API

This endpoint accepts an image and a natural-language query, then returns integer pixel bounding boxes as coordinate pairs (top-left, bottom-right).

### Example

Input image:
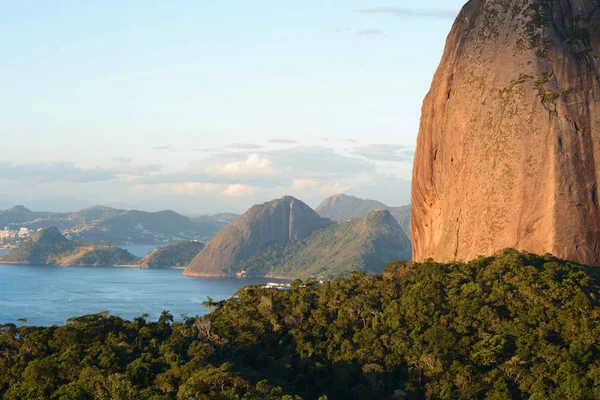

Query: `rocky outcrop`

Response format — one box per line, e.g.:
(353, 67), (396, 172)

(412, 0), (600, 264)
(232, 209), (412, 279)
(184, 196), (332, 276)
(316, 194), (412, 239)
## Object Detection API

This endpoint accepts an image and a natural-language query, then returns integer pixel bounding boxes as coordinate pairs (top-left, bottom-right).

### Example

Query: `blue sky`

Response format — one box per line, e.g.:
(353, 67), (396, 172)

(1, 1), (466, 214)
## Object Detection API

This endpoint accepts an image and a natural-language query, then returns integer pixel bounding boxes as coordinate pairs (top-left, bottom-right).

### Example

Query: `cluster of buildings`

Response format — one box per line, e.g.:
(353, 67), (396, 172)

(0, 227), (32, 248)
(0, 227), (31, 241)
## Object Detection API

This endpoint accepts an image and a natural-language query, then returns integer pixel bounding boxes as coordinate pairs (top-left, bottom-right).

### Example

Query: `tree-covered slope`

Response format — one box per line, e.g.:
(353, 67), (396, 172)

(239, 209), (411, 279)
(139, 241), (205, 269)
(209, 249), (600, 398)
(3, 250), (600, 399)
(0, 226), (138, 266)
(316, 194), (412, 239)
(66, 209), (229, 244)
(60, 246), (139, 266)
(0, 226), (77, 264)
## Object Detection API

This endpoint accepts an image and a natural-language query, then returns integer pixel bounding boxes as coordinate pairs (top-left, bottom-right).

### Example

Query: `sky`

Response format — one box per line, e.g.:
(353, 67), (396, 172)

(1, 0), (466, 214)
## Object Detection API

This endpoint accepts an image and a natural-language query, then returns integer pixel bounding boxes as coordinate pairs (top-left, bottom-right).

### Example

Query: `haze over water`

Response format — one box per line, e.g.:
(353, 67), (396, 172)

(0, 250), (277, 326)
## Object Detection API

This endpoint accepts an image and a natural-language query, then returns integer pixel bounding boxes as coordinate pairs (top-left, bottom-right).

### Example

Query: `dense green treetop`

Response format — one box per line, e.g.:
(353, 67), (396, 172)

(2, 249), (600, 399)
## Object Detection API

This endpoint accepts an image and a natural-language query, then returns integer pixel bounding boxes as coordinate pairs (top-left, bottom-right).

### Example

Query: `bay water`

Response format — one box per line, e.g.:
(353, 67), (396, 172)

(0, 249), (280, 326)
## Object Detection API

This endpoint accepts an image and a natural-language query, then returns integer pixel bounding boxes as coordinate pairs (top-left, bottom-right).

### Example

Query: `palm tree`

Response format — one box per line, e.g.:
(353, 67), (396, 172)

(158, 310), (174, 325)
(202, 296), (218, 313)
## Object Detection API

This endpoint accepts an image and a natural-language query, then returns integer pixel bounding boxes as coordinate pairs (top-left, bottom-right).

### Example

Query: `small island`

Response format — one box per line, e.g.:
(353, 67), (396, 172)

(138, 241), (205, 269)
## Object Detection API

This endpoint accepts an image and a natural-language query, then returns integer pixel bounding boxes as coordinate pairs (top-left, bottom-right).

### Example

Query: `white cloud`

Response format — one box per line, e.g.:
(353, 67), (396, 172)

(221, 184), (260, 197)
(130, 182), (221, 197)
(207, 153), (278, 178)
(0, 162), (115, 183)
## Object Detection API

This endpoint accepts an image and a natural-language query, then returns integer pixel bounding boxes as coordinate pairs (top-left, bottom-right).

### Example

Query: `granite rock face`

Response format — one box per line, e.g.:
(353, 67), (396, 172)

(411, 0), (600, 264)
(184, 196), (332, 276)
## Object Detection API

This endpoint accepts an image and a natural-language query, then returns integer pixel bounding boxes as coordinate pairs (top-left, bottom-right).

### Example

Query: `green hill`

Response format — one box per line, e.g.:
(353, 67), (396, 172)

(185, 196), (411, 279)
(184, 196), (334, 277)
(138, 241), (205, 269)
(316, 194), (412, 238)
(0, 205), (64, 228)
(60, 246), (138, 266)
(65, 205), (124, 224)
(238, 209), (411, 279)
(0, 226), (138, 266)
(67, 209), (225, 244)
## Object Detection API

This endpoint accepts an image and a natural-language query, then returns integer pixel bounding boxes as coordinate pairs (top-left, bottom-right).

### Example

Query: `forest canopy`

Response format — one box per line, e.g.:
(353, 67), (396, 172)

(2, 249), (600, 399)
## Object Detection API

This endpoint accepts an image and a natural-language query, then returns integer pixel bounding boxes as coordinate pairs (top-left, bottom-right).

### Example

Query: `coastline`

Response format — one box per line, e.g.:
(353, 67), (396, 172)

(183, 271), (294, 281)
(0, 261), (190, 270)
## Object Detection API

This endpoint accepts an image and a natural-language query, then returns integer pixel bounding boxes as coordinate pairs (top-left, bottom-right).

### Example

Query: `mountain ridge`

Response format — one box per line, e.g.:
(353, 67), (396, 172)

(184, 196), (332, 277)
(316, 193), (411, 238)
(184, 197), (411, 279)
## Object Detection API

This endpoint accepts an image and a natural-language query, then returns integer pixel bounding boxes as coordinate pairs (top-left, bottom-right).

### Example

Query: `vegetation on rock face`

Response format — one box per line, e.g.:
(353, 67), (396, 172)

(2, 250), (599, 399)
(139, 241), (205, 269)
(238, 209), (411, 279)
(185, 196), (333, 277)
(186, 203), (411, 279)
(315, 194), (411, 238)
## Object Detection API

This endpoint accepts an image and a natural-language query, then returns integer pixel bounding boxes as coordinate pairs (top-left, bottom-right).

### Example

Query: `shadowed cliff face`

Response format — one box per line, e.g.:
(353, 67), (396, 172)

(411, 0), (600, 264)
(184, 196), (332, 276)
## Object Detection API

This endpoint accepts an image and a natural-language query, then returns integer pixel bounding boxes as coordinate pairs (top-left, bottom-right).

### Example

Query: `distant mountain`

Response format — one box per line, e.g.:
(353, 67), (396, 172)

(0, 205), (234, 245)
(316, 194), (388, 220)
(0, 227), (137, 266)
(388, 205), (411, 238)
(184, 196), (332, 277)
(0, 205), (123, 232)
(5, 205), (33, 214)
(66, 205), (124, 224)
(237, 210), (412, 279)
(316, 194), (411, 238)
(190, 213), (239, 236)
(0, 206), (62, 228)
(139, 241), (205, 269)
(184, 197), (411, 279)
(68, 210), (202, 244)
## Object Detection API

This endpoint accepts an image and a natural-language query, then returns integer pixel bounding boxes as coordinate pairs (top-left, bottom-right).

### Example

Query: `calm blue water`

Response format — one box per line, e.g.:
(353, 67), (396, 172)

(0, 261), (281, 326)
(120, 244), (159, 257)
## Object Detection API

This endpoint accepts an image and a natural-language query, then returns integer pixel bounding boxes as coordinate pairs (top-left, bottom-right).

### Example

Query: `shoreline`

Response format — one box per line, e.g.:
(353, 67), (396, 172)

(0, 262), (183, 270)
(183, 271), (294, 281)
(1, 262), (293, 280)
